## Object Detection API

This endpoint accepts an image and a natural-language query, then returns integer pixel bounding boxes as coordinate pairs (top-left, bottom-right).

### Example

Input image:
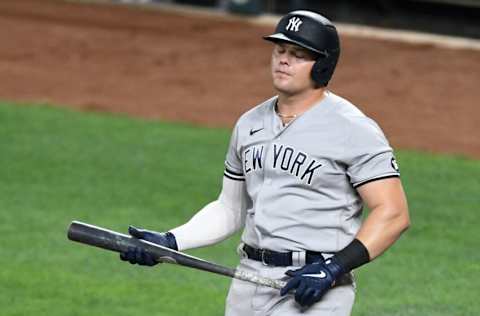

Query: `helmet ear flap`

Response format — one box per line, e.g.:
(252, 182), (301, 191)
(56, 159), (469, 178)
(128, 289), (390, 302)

(311, 52), (339, 87)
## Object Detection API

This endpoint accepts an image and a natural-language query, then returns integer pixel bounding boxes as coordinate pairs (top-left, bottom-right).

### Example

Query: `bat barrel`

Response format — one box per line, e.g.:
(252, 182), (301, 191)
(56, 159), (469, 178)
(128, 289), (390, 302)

(67, 221), (237, 279)
(68, 220), (133, 253)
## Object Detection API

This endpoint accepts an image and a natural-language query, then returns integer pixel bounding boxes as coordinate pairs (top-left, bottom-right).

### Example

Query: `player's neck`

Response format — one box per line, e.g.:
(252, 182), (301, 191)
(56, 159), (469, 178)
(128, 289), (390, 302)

(276, 88), (327, 122)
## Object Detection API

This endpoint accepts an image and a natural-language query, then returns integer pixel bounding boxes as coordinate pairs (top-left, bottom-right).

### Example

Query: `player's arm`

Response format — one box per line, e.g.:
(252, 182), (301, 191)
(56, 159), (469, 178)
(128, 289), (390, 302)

(170, 175), (248, 251)
(316, 176), (410, 277)
(355, 177), (410, 259)
(334, 118), (410, 268)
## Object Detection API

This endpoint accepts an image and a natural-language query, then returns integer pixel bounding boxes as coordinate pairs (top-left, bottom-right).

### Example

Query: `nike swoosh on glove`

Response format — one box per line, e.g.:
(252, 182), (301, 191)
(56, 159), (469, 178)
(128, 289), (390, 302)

(280, 257), (345, 307)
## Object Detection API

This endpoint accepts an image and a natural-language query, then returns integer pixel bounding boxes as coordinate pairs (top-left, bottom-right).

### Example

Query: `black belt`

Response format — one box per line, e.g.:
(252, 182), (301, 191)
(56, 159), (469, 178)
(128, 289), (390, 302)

(242, 244), (325, 267)
(242, 244), (354, 286)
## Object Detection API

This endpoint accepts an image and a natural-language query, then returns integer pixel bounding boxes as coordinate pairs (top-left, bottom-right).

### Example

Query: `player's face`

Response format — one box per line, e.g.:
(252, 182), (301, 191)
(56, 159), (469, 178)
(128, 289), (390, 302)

(271, 42), (317, 95)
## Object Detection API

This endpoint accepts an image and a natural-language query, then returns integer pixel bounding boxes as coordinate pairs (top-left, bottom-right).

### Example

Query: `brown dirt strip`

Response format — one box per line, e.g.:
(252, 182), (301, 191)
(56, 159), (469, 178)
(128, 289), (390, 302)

(1, 0), (479, 158)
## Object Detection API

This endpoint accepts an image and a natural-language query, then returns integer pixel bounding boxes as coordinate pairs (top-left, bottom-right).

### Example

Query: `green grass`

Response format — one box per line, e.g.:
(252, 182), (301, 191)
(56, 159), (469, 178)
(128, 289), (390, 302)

(0, 102), (479, 316)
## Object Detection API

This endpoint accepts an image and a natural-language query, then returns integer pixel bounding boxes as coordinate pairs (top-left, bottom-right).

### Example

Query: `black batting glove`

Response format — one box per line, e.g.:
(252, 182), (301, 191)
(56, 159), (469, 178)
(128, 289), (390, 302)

(280, 257), (345, 307)
(119, 226), (178, 266)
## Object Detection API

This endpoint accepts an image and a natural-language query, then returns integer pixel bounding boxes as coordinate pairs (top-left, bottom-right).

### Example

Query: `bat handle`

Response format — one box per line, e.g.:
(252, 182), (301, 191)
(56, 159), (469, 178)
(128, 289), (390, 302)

(233, 269), (287, 290)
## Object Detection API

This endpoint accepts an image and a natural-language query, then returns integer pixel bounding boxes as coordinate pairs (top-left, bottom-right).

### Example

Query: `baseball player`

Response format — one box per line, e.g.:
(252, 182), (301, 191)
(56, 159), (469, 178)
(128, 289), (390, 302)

(120, 10), (410, 316)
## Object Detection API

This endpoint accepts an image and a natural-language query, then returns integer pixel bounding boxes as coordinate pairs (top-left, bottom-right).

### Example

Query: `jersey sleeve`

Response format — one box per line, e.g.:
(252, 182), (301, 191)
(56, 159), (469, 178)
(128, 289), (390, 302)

(345, 117), (400, 188)
(224, 122), (245, 181)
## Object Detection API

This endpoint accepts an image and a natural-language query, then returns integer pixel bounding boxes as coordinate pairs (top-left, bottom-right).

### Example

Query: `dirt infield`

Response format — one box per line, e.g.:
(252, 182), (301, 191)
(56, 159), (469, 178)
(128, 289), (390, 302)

(1, 0), (479, 158)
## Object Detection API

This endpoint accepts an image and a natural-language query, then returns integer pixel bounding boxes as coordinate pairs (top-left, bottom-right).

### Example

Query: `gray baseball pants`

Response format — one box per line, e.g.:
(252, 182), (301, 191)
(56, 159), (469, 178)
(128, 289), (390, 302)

(225, 258), (355, 316)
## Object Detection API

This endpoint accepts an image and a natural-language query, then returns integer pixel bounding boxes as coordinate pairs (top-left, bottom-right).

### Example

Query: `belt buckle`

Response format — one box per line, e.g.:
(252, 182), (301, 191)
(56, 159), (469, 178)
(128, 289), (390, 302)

(237, 243), (248, 259)
(260, 249), (269, 266)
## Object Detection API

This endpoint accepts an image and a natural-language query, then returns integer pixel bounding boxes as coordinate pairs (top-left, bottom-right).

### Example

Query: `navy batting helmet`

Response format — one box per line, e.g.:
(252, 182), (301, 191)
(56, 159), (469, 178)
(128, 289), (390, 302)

(263, 10), (340, 87)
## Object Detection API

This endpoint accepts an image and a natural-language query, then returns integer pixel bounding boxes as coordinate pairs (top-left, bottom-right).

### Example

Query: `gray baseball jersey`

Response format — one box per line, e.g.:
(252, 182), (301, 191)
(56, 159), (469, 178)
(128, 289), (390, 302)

(223, 91), (400, 253)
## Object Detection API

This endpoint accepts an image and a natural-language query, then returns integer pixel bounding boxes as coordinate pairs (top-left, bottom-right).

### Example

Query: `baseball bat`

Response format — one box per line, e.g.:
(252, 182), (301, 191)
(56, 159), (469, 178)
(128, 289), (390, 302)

(67, 220), (287, 290)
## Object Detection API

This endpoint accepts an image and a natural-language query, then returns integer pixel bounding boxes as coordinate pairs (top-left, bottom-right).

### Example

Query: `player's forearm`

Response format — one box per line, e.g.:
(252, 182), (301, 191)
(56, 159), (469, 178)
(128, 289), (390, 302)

(355, 203), (410, 259)
(170, 200), (243, 251)
(169, 176), (247, 251)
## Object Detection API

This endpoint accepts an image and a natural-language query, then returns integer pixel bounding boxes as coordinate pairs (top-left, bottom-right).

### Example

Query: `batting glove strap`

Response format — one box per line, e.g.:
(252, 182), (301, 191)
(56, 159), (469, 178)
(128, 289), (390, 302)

(163, 232), (179, 251)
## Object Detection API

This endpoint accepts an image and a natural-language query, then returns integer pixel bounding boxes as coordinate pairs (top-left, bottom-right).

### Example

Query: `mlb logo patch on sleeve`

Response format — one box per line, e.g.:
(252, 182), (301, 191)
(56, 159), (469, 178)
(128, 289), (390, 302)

(391, 157), (400, 172)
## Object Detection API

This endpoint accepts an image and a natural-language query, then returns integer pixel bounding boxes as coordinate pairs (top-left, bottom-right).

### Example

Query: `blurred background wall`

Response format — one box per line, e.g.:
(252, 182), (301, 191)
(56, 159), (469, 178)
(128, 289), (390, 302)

(125, 0), (480, 39)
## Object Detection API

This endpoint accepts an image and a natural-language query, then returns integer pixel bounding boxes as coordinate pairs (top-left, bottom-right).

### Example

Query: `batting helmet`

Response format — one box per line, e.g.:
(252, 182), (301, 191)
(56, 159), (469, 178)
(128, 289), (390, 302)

(263, 10), (340, 87)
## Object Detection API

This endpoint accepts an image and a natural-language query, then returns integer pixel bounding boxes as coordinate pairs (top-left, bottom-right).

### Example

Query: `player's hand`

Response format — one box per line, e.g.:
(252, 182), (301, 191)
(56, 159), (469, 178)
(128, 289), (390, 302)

(119, 226), (178, 266)
(280, 257), (344, 307)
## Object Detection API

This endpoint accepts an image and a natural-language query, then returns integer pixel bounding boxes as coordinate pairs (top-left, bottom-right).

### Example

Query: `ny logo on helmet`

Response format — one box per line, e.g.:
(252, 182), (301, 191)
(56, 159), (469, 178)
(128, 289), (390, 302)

(286, 17), (303, 32)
